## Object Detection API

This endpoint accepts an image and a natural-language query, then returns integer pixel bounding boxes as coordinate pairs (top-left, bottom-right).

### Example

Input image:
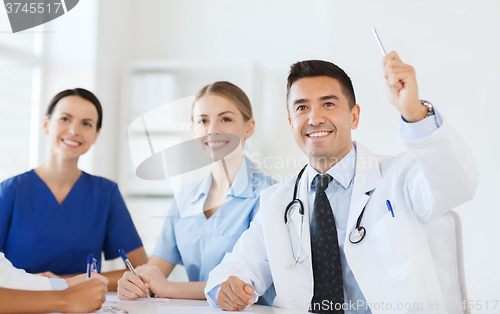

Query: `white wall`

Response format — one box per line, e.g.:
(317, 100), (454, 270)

(0, 0), (497, 307)
(93, 0), (500, 307)
(35, 0), (99, 172)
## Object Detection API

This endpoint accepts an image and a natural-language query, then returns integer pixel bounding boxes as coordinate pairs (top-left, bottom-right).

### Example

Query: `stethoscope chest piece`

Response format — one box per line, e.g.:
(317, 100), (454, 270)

(347, 192), (370, 244)
(349, 227), (366, 244)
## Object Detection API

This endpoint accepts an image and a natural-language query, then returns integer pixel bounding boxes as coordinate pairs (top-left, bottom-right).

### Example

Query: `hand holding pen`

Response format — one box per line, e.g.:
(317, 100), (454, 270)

(372, 27), (427, 123)
(87, 254), (99, 280)
(119, 249), (151, 299)
(60, 255), (108, 288)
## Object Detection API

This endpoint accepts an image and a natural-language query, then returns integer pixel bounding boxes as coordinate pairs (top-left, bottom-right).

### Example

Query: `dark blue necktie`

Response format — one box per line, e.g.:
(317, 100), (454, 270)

(310, 174), (344, 314)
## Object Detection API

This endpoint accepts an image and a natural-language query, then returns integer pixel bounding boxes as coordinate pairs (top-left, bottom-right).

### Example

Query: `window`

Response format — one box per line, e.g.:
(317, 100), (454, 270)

(0, 20), (42, 182)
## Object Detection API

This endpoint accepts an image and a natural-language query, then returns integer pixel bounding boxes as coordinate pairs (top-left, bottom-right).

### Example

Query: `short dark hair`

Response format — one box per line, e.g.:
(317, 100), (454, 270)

(46, 88), (103, 131)
(286, 60), (356, 114)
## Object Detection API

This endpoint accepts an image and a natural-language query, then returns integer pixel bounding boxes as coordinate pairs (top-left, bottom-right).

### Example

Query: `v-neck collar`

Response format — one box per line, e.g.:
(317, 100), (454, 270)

(176, 156), (256, 220)
(30, 169), (85, 206)
(188, 156), (255, 204)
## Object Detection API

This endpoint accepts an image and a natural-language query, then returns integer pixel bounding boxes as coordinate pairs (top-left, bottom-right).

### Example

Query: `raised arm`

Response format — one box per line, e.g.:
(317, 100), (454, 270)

(383, 51), (427, 123)
(383, 51), (478, 221)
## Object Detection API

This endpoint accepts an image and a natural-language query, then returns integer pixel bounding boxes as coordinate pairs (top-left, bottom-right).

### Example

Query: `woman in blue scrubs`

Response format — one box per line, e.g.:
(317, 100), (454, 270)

(0, 88), (147, 291)
(117, 81), (276, 304)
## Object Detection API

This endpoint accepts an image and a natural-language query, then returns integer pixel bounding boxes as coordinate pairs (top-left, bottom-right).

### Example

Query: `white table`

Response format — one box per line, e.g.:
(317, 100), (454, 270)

(100, 293), (296, 314)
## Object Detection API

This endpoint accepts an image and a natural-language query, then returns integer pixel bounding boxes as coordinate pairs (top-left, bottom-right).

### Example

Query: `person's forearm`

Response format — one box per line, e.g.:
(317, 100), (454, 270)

(160, 281), (207, 300)
(56, 247), (147, 290)
(0, 288), (66, 314)
(58, 270), (124, 291)
(101, 269), (127, 291)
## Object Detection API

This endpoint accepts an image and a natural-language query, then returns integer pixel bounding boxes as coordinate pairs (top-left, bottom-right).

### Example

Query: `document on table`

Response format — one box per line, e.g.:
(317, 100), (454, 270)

(105, 295), (169, 303)
(157, 306), (221, 314)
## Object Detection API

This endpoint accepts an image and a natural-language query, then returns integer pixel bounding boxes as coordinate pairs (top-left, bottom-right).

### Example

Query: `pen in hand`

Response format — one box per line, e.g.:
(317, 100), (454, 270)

(119, 248), (151, 298)
(372, 27), (387, 56)
(87, 254), (94, 280)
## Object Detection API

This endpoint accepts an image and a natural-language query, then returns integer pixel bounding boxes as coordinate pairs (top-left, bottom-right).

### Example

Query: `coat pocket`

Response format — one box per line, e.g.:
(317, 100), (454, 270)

(368, 211), (425, 280)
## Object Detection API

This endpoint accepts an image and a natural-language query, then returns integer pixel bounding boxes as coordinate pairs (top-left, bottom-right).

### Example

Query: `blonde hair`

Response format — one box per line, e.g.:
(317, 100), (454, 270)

(191, 81), (253, 122)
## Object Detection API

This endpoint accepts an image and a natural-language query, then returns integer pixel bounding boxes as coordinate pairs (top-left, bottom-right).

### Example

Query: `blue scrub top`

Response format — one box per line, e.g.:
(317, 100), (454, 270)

(153, 156), (276, 304)
(0, 170), (143, 275)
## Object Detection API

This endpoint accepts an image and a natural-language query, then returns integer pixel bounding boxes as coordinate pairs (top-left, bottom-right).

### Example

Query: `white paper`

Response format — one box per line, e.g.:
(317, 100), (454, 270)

(105, 295), (169, 303)
(157, 305), (220, 314)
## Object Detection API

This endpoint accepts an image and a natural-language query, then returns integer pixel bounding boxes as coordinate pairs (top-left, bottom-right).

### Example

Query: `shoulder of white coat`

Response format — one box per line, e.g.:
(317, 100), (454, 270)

(260, 173), (298, 205)
(375, 152), (415, 177)
(353, 142), (418, 181)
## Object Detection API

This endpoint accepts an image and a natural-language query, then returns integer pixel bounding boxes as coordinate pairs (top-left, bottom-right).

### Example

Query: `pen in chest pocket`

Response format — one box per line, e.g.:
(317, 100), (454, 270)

(386, 200), (395, 217)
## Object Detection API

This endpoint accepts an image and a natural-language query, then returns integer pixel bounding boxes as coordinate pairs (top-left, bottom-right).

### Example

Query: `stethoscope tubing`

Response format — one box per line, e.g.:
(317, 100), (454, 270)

(285, 164), (369, 268)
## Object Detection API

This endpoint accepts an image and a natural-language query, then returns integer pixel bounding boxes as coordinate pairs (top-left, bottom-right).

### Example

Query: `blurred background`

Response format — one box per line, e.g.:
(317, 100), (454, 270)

(0, 0), (498, 310)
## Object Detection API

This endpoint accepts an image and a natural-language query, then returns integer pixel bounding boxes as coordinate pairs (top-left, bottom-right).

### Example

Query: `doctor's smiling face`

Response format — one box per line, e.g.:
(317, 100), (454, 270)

(287, 74), (360, 174)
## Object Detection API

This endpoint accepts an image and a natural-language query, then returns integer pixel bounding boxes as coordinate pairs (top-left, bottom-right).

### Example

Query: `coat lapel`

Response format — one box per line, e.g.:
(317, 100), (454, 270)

(345, 142), (382, 237)
(276, 172), (314, 307)
(278, 142), (383, 261)
(280, 170), (311, 262)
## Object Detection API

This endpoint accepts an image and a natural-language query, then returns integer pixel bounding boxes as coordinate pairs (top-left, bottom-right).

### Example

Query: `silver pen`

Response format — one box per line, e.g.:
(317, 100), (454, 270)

(119, 249), (150, 298)
(372, 27), (387, 56)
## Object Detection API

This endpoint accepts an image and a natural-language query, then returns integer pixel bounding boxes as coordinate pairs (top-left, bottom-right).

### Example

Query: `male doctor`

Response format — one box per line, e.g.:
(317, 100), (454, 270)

(204, 52), (478, 313)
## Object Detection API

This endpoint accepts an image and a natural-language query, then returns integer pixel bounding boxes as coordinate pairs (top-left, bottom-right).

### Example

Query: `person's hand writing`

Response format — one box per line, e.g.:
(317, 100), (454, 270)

(135, 265), (170, 297)
(383, 51), (427, 122)
(117, 271), (149, 300)
(58, 279), (106, 313)
(217, 276), (255, 311)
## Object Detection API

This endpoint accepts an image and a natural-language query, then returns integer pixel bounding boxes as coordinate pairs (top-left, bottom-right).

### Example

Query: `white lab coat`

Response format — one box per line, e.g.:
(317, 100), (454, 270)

(205, 119), (478, 314)
(0, 253), (52, 290)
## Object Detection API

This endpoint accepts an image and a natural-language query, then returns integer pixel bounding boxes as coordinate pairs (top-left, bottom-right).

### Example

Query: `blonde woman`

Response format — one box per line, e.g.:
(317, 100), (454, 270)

(117, 82), (276, 305)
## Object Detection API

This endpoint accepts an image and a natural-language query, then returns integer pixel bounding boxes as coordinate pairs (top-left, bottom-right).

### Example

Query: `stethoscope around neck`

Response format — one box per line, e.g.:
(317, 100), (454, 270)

(284, 164), (369, 269)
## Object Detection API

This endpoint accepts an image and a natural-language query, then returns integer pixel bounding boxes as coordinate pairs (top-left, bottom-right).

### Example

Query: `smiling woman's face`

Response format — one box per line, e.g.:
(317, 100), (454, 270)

(191, 94), (254, 161)
(43, 95), (100, 161)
